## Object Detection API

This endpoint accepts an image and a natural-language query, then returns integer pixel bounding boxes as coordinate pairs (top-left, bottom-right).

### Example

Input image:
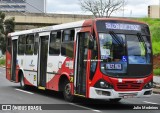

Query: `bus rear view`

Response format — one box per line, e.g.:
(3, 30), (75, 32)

(89, 19), (153, 101)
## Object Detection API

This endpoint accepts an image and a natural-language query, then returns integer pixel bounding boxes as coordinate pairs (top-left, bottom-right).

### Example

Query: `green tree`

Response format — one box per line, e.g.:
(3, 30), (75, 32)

(0, 12), (5, 54)
(0, 12), (15, 54)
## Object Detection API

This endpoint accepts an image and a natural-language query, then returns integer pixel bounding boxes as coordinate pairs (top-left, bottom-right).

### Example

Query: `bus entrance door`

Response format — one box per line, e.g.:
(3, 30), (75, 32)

(74, 32), (89, 96)
(11, 39), (18, 82)
(38, 32), (49, 88)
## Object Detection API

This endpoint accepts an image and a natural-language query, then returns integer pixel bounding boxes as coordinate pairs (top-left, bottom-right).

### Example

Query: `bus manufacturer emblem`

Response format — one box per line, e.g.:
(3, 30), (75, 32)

(137, 79), (144, 83)
(118, 79), (123, 83)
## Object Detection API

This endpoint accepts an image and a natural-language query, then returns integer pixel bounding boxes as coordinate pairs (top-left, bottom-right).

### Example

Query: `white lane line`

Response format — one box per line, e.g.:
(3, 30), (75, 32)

(69, 103), (101, 112)
(92, 110), (101, 112)
(15, 89), (34, 95)
(143, 101), (159, 105)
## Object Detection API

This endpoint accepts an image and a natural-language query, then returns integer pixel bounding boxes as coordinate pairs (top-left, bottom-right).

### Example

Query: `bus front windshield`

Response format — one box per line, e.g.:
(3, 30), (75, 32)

(99, 33), (151, 77)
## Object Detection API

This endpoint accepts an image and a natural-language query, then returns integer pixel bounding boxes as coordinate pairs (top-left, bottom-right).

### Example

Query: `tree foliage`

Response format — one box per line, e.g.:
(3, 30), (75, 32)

(4, 17), (15, 35)
(79, 0), (125, 18)
(0, 12), (15, 54)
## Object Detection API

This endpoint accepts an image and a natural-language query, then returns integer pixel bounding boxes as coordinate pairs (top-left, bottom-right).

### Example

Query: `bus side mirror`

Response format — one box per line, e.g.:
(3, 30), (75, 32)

(88, 38), (94, 49)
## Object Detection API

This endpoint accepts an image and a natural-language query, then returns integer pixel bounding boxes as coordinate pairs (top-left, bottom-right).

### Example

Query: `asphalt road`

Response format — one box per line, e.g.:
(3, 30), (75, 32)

(0, 67), (160, 113)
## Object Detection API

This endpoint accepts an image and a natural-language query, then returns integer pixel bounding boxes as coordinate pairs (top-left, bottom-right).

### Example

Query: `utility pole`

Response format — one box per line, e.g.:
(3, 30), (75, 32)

(130, 10), (132, 17)
(122, 0), (124, 17)
(100, 0), (102, 17)
(44, 0), (47, 13)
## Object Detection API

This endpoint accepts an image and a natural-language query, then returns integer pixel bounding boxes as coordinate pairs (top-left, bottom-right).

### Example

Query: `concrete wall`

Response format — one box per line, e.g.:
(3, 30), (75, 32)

(4, 12), (93, 31)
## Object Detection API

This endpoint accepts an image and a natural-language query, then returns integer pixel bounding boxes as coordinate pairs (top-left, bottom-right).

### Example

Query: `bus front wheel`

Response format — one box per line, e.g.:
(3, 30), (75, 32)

(63, 80), (74, 102)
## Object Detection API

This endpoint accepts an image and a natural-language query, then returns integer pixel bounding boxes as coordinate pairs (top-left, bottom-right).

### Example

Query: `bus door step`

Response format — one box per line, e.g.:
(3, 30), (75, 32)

(38, 86), (45, 90)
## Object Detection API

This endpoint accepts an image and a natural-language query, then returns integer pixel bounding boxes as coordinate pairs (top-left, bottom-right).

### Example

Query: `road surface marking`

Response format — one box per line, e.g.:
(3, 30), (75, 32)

(143, 101), (159, 105)
(92, 110), (101, 112)
(69, 103), (101, 112)
(15, 89), (34, 94)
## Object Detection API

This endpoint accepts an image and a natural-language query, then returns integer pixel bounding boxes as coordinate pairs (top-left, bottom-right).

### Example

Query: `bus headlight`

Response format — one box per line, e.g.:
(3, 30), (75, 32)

(143, 81), (153, 89)
(94, 79), (113, 89)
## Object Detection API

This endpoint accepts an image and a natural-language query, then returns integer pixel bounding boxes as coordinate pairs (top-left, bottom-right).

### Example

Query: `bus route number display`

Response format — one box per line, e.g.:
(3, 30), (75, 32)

(106, 64), (122, 70)
(105, 23), (141, 31)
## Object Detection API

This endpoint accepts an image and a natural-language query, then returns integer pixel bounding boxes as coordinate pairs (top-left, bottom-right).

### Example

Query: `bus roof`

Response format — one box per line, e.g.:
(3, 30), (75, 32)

(10, 18), (147, 37)
(10, 20), (86, 37)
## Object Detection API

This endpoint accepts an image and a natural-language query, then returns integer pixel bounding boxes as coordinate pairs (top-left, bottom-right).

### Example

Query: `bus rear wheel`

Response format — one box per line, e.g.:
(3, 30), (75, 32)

(20, 73), (26, 89)
(63, 80), (74, 102)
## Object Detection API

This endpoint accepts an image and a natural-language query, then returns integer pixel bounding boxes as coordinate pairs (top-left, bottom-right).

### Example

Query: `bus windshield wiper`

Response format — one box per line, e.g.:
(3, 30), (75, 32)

(137, 33), (147, 55)
(109, 31), (124, 47)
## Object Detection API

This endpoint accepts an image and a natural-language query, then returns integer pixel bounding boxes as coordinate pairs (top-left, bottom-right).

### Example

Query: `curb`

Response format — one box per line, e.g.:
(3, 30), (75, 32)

(153, 83), (160, 88)
(153, 90), (160, 94)
(0, 66), (5, 68)
(153, 84), (160, 94)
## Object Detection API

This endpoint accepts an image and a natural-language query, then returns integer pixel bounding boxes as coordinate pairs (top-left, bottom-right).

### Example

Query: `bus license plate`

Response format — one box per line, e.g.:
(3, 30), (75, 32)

(122, 95), (134, 98)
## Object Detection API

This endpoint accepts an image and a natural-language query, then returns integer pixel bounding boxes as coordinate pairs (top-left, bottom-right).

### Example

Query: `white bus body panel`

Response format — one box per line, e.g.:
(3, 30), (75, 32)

(17, 55), (38, 86)
(46, 55), (66, 83)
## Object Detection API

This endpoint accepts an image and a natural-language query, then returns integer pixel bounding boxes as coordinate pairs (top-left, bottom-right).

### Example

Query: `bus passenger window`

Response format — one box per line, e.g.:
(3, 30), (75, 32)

(62, 30), (74, 42)
(49, 31), (61, 55)
(61, 29), (74, 58)
(18, 35), (26, 55)
(26, 34), (34, 55)
(34, 34), (39, 55)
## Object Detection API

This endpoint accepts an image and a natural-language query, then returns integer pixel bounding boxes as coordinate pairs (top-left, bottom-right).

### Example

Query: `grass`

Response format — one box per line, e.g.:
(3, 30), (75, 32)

(154, 69), (160, 76)
(137, 18), (160, 55)
(0, 58), (5, 66)
(152, 42), (160, 55)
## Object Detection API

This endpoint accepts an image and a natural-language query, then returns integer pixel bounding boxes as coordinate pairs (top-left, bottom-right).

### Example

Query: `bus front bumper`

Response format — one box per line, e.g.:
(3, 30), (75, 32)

(89, 87), (152, 99)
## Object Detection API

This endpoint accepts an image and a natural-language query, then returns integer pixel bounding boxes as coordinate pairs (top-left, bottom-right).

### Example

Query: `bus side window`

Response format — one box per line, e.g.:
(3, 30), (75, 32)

(34, 33), (39, 55)
(18, 35), (26, 55)
(61, 29), (74, 58)
(26, 34), (34, 55)
(49, 31), (61, 55)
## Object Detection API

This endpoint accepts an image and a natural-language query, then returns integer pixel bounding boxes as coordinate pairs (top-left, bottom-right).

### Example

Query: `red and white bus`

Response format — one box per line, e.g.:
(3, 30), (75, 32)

(6, 18), (153, 102)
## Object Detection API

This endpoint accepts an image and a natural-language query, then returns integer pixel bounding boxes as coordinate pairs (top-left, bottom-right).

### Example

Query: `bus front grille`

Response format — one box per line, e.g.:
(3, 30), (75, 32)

(117, 82), (141, 90)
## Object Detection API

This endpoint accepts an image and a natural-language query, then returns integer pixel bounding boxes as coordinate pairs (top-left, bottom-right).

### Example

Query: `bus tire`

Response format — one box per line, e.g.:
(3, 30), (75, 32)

(20, 73), (26, 89)
(109, 98), (121, 103)
(63, 80), (74, 102)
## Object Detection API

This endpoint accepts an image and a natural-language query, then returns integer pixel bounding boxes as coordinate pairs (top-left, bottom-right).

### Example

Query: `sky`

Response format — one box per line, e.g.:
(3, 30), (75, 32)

(46, 0), (159, 17)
